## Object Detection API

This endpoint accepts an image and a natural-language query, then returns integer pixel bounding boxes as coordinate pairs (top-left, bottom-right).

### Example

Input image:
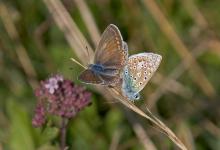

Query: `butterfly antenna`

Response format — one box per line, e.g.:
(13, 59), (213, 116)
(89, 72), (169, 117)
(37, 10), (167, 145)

(70, 58), (87, 69)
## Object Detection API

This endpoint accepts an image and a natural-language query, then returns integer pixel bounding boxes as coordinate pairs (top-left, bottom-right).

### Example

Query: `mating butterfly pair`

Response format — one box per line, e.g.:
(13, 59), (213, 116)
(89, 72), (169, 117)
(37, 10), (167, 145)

(79, 24), (162, 100)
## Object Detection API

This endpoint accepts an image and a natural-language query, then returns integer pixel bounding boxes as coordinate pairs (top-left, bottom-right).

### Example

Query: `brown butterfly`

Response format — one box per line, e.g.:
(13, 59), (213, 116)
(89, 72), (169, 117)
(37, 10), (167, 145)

(78, 24), (128, 86)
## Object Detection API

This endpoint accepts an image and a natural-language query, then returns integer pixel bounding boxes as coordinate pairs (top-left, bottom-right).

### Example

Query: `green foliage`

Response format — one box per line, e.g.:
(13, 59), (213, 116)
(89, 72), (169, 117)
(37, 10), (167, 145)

(38, 127), (59, 145)
(6, 99), (35, 150)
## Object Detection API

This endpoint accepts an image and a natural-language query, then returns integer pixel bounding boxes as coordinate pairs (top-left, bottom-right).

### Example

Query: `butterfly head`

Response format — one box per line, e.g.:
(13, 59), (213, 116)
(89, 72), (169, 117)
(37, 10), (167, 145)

(132, 93), (140, 100)
(122, 89), (140, 100)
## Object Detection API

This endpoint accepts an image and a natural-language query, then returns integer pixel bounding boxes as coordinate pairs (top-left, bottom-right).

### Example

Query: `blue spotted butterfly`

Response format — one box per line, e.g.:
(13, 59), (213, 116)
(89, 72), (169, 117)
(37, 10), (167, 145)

(121, 53), (162, 100)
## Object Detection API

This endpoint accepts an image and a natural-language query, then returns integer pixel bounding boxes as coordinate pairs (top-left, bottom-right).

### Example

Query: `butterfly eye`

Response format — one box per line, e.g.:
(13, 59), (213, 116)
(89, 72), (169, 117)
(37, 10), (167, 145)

(134, 94), (140, 99)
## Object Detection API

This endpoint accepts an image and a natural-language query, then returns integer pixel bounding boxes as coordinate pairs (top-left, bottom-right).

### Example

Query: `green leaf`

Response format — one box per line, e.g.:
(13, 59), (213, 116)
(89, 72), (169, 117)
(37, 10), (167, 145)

(39, 127), (59, 145)
(104, 108), (123, 138)
(6, 99), (35, 150)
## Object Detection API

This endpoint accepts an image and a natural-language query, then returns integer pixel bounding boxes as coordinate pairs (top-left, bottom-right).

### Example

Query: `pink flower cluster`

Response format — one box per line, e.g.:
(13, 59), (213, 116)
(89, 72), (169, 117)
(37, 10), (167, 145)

(32, 75), (91, 127)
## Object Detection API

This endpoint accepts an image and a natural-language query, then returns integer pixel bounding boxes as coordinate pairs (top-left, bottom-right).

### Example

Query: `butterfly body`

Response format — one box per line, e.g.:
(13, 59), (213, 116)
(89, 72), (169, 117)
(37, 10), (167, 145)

(122, 66), (141, 100)
(121, 53), (162, 101)
(89, 64), (104, 73)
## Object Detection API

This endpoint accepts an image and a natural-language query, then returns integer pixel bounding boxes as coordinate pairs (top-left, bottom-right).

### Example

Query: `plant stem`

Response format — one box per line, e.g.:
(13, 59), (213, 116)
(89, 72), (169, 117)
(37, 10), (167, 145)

(60, 117), (68, 150)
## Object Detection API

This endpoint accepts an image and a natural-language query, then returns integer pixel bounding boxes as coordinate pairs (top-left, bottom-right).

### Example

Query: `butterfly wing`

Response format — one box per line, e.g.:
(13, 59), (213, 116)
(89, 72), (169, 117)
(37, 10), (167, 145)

(78, 69), (103, 84)
(92, 24), (128, 85)
(94, 24), (128, 70)
(127, 53), (162, 93)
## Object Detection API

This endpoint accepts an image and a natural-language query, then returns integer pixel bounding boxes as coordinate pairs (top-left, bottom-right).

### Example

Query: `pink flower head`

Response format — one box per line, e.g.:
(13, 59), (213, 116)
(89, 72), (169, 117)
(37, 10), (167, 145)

(45, 77), (59, 94)
(32, 74), (91, 127)
(55, 74), (64, 82)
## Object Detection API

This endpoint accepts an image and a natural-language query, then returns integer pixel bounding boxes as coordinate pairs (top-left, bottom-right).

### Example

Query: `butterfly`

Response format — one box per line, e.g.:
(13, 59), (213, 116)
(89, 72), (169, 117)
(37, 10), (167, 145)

(120, 53), (162, 100)
(78, 24), (128, 85)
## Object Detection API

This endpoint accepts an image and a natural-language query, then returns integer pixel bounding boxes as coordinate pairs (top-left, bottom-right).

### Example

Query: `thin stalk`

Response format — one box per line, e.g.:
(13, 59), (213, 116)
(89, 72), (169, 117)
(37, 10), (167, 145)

(60, 117), (68, 150)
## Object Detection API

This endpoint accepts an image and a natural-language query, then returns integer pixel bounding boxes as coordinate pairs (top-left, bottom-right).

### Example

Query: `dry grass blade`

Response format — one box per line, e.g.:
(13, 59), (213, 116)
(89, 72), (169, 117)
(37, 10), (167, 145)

(73, 0), (101, 47)
(133, 122), (157, 150)
(209, 40), (220, 57)
(0, 2), (38, 89)
(109, 88), (188, 150)
(43, 0), (94, 65)
(152, 73), (192, 99)
(141, 0), (216, 97)
(203, 120), (220, 137)
(33, 19), (55, 72)
(123, 98), (158, 150)
(181, 0), (208, 29)
(109, 129), (122, 150)
(147, 42), (212, 108)
(177, 123), (195, 150)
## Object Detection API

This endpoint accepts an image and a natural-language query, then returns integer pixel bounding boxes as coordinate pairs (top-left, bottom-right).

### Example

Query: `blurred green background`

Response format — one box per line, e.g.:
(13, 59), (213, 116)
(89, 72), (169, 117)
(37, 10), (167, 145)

(1, 0), (220, 149)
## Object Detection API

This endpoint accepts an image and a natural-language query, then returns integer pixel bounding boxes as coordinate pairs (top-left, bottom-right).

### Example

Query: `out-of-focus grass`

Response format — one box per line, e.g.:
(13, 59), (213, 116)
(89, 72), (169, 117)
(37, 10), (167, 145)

(1, 0), (220, 149)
